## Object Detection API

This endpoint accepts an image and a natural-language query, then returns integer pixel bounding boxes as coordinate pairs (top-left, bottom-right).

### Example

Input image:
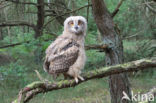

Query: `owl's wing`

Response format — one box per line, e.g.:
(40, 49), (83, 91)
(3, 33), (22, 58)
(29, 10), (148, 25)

(43, 37), (79, 74)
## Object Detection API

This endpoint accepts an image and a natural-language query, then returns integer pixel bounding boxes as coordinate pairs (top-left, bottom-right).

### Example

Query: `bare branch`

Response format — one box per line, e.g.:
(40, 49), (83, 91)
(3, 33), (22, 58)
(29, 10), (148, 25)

(0, 3), (12, 9)
(11, 58), (156, 103)
(0, 38), (54, 49)
(25, 11), (37, 14)
(0, 21), (35, 28)
(0, 40), (108, 51)
(111, 0), (124, 17)
(144, 0), (156, 13)
(44, 2), (71, 11)
(85, 44), (108, 51)
(43, 4), (92, 28)
(5, 0), (37, 6)
(124, 30), (144, 39)
(0, 41), (29, 49)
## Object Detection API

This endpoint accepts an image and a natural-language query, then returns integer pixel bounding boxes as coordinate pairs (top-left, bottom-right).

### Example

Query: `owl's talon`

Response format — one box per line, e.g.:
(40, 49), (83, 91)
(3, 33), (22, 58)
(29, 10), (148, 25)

(78, 75), (84, 81)
(75, 77), (79, 83)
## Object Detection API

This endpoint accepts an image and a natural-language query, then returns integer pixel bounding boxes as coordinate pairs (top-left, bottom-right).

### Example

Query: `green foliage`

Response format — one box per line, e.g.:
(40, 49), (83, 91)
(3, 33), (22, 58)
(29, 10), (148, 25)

(124, 40), (156, 62)
(113, 0), (155, 38)
(123, 40), (156, 76)
(0, 60), (29, 87)
(85, 50), (105, 71)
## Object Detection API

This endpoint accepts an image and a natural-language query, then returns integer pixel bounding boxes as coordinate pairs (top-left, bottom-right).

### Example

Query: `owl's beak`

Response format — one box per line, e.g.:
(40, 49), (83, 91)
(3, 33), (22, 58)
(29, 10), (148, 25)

(74, 26), (78, 30)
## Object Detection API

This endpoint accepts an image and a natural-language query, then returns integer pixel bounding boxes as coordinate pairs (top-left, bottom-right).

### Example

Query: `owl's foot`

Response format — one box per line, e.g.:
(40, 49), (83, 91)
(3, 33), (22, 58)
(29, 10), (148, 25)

(74, 75), (84, 83)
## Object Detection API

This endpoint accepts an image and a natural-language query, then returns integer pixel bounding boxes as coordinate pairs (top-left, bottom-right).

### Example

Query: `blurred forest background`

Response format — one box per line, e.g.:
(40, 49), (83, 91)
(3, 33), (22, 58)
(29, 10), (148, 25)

(0, 0), (156, 103)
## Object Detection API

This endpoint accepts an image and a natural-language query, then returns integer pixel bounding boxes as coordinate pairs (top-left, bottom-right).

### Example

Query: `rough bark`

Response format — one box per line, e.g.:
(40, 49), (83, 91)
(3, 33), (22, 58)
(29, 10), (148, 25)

(12, 58), (156, 103)
(91, 0), (131, 103)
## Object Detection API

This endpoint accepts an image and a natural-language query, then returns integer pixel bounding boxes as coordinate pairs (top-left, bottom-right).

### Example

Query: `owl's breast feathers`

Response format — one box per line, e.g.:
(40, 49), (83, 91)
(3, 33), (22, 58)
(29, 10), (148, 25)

(43, 37), (80, 75)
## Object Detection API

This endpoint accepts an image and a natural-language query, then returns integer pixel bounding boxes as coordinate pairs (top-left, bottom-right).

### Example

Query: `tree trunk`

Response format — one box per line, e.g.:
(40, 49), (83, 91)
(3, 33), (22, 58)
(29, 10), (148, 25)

(0, 27), (3, 40)
(34, 0), (45, 64)
(35, 0), (45, 38)
(3, 8), (11, 42)
(91, 0), (131, 103)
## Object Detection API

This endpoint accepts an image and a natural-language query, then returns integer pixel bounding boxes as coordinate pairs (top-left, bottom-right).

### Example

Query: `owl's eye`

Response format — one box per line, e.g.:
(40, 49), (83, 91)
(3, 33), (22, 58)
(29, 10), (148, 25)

(78, 20), (82, 25)
(69, 21), (74, 26)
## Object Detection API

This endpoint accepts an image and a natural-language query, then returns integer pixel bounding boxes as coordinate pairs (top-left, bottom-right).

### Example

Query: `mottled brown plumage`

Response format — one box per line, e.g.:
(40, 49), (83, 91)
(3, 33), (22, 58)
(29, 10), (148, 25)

(43, 16), (87, 83)
(44, 38), (79, 74)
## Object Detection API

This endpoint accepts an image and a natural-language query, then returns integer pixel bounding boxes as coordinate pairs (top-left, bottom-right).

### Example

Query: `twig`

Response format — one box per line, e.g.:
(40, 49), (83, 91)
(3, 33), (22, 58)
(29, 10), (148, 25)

(0, 21), (35, 28)
(0, 38), (53, 49)
(5, 0), (37, 6)
(144, 0), (156, 13)
(0, 2), (12, 9)
(43, 4), (92, 28)
(0, 41), (30, 49)
(34, 70), (45, 82)
(85, 44), (108, 51)
(111, 0), (124, 17)
(124, 30), (144, 39)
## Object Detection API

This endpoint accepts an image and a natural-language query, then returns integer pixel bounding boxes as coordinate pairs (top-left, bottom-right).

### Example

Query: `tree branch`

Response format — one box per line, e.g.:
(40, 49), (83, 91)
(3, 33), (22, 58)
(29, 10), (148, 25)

(0, 3), (12, 9)
(12, 57), (156, 103)
(0, 38), (55, 49)
(144, 0), (156, 13)
(4, 0), (71, 10)
(85, 44), (108, 51)
(111, 0), (124, 17)
(0, 21), (35, 28)
(43, 4), (92, 28)
(0, 41), (29, 49)
(0, 40), (108, 51)
(5, 0), (37, 6)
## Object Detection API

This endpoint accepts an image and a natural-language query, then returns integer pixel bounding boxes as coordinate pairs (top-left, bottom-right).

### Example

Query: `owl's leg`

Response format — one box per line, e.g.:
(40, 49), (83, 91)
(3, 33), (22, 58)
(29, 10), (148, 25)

(67, 67), (80, 83)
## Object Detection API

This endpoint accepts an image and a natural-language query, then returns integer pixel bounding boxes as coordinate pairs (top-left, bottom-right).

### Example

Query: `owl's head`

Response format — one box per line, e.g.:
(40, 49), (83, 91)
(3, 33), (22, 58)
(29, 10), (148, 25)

(64, 16), (87, 35)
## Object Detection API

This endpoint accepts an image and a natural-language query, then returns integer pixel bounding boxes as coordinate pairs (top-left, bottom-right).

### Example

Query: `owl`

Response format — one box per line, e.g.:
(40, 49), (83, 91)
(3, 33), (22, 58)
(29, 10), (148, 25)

(43, 16), (87, 83)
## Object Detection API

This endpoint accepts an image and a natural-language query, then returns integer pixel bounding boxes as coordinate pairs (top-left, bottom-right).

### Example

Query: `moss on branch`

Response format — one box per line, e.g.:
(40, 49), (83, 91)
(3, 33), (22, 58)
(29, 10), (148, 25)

(12, 57), (156, 103)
